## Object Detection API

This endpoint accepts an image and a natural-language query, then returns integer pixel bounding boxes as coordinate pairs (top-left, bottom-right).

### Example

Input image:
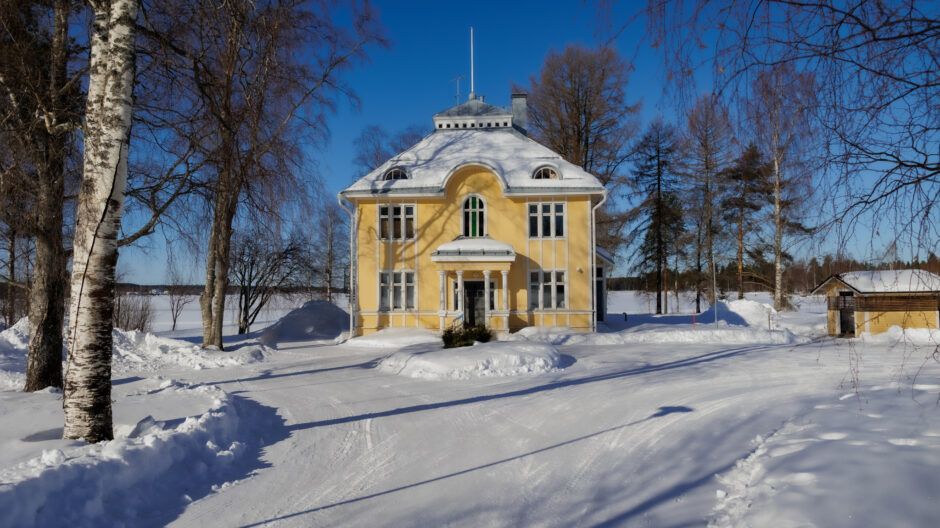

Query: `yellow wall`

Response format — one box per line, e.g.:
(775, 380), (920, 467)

(823, 282), (938, 336)
(350, 165), (600, 335)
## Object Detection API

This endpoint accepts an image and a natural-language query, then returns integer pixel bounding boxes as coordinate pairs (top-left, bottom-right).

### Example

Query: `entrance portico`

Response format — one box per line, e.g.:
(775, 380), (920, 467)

(431, 237), (515, 331)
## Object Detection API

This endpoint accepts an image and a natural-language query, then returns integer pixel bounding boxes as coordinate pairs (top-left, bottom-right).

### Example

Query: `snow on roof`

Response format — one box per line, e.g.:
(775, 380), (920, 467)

(433, 99), (511, 118)
(430, 236), (516, 262)
(837, 270), (940, 293)
(341, 128), (605, 196)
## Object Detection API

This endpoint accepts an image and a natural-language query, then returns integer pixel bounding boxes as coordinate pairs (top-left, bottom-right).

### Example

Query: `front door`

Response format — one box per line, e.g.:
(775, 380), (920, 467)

(838, 291), (855, 336)
(464, 281), (485, 327)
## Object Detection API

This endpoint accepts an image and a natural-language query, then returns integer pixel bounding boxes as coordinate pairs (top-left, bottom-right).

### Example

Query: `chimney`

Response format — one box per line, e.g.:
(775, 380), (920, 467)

(511, 93), (527, 136)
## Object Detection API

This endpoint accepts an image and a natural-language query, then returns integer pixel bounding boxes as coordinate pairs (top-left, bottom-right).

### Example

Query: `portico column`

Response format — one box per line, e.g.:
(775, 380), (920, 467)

(501, 269), (509, 331)
(483, 270), (491, 328)
(438, 270), (446, 331)
(456, 270), (464, 323)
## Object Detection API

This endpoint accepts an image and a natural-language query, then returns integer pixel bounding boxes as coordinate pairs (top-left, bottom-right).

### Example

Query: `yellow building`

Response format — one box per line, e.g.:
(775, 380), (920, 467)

(338, 94), (610, 336)
(811, 270), (940, 336)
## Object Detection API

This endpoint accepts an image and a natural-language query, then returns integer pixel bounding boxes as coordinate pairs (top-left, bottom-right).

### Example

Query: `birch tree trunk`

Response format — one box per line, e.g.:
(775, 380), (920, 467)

(772, 155), (784, 311)
(63, 0), (138, 443)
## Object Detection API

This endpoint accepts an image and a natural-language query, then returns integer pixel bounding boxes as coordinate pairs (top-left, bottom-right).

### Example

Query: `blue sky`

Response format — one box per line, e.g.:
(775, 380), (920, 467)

(316, 0), (662, 195)
(121, 0), (669, 283)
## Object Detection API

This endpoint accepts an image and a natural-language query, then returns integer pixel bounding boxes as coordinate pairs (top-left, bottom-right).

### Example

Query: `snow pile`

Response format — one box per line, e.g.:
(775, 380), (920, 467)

(259, 300), (349, 347)
(0, 383), (275, 528)
(112, 329), (267, 372)
(346, 328), (443, 349)
(507, 300), (807, 346)
(858, 325), (940, 345)
(710, 384), (940, 528)
(377, 341), (562, 379)
(0, 319), (32, 391)
(707, 299), (775, 328)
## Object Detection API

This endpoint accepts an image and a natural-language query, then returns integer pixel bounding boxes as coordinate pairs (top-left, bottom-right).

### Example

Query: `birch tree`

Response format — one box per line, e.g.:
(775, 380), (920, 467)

(63, 0), (138, 442)
(748, 65), (816, 310)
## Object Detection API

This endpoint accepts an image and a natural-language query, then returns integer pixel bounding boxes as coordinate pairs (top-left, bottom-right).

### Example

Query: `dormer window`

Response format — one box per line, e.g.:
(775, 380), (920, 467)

(384, 168), (408, 181)
(533, 167), (558, 180)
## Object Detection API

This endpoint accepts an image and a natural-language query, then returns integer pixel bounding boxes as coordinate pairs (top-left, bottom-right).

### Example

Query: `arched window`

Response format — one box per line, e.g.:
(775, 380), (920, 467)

(532, 166), (558, 180)
(462, 195), (486, 237)
(383, 168), (408, 180)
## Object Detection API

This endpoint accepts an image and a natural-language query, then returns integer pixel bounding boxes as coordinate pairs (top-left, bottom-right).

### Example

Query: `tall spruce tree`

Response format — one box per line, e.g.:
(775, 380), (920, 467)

(631, 120), (681, 314)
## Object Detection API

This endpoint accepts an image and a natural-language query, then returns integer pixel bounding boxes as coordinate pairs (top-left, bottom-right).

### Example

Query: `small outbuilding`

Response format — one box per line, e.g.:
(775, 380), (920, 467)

(811, 270), (940, 336)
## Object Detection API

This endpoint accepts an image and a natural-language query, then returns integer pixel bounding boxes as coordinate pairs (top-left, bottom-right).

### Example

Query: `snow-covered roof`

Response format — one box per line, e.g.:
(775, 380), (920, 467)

(433, 98), (511, 118)
(815, 270), (940, 294)
(341, 128), (605, 197)
(430, 236), (516, 262)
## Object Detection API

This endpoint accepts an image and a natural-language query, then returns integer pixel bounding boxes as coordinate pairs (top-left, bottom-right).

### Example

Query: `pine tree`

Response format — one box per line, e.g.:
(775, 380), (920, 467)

(721, 143), (771, 298)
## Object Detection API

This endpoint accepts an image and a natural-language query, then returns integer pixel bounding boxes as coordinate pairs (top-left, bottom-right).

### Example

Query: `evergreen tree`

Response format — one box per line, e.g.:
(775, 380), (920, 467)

(721, 143), (771, 298)
(631, 120), (681, 314)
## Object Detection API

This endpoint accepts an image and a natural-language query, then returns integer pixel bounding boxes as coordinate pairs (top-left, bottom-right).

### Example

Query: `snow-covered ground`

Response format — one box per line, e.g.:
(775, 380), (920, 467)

(1, 292), (938, 527)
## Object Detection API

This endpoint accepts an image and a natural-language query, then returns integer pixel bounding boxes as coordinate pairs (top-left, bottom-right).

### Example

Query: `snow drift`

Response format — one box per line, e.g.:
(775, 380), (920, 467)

(0, 383), (283, 528)
(346, 328), (443, 349)
(377, 341), (562, 379)
(112, 329), (267, 372)
(259, 300), (349, 347)
(0, 319), (36, 391)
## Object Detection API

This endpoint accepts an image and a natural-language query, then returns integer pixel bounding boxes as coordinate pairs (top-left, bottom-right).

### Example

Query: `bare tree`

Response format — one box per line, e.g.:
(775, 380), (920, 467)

(748, 65), (817, 310)
(683, 93), (733, 310)
(516, 44), (641, 253)
(635, 0), (939, 249)
(229, 229), (300, 334)
(308, 201), (348, 302)
(64, 0), (138, 443)
(1, 0), (83, 391)
(165, 251), (192, 332)
(139, 0), (385, 349)
(352, 124), (426, 178)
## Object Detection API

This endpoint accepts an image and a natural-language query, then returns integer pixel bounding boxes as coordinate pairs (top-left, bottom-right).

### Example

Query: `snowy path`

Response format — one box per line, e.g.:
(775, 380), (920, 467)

(155, 338), (869, 527)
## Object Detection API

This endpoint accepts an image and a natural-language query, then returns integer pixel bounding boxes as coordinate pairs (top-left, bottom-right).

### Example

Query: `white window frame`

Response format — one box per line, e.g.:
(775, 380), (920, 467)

(532, 166), (558, 179)
(528, 201), (566, 239)
(379, 270), (416, 312)
(461, 194), (487, 238)
(383, 167), (409, 180)
(527, 269), (567, 310)
(378, 203), (416, 241)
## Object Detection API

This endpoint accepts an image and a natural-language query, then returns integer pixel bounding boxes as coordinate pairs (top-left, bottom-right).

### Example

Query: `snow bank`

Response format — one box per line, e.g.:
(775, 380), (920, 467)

(0, 319), (33, 391)
(0, 383), (277, 528)
(112, 329), (267, 372)
(259, 300), (349, 347)
(377, 341), (562, 379)
(346, 328), (443, 349)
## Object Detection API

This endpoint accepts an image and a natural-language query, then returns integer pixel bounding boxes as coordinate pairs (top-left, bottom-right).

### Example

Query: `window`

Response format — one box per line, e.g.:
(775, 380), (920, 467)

(380, 271), (415, 311)
(383, 168), (408, 180)
(379, 204), (415, 240)
(532, 167), (558, 179)
(528, 270), (566, 310)
(528, 202), (565, 238)
(462, 195), (486, 237)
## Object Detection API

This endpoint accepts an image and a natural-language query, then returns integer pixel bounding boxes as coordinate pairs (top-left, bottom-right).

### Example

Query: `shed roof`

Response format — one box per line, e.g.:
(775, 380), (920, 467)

(811, 270), (940, 294)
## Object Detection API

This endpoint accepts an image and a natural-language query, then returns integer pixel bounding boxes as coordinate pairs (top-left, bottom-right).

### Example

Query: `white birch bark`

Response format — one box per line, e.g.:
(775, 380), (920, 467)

(63, 0), (138, 442)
